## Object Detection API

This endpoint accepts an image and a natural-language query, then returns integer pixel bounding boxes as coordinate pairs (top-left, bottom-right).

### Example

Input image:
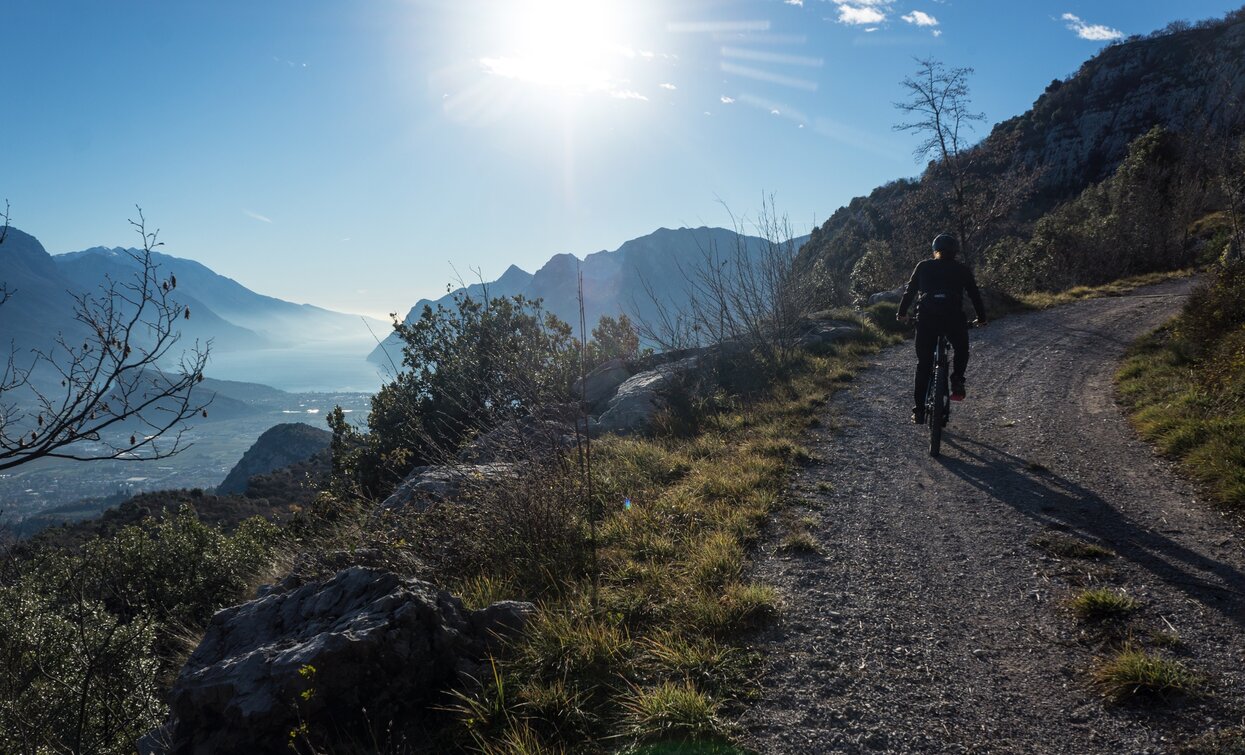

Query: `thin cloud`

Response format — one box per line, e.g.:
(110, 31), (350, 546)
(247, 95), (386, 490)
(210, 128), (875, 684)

(901, 10), (938, 27)
(720, 47), (824, 67)
(611, 89), (649, 101)
(668, 20), (771, 33)
(1061, 13), (1123, 41)
(243, 210), (272, 224)
(721, 61), (819, 91)
(720, 95), (736, 104)
(785, 0), (803, 5)
(660, 82), (677, 90)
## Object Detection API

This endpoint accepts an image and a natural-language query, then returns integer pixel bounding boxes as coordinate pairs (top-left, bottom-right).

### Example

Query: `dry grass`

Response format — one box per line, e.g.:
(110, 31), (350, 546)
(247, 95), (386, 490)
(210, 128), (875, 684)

(1068, 588), (1140, 622)
(1031, 531), (1115, 560)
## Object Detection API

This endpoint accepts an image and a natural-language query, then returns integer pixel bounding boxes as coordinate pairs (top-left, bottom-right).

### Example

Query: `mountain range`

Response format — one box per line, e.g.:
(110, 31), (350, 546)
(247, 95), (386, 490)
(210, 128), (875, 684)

(369, 226), (809, 364)
(0, 228), (387, 390)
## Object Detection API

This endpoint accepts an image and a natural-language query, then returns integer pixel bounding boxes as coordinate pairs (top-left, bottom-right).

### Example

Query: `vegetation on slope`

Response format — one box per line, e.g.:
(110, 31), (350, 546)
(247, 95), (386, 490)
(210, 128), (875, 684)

(1117, 259), (1245, 509)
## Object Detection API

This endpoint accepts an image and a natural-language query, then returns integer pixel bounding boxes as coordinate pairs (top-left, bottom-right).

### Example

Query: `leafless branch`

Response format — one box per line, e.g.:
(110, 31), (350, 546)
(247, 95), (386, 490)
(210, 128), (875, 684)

(0, 207), (210, 470)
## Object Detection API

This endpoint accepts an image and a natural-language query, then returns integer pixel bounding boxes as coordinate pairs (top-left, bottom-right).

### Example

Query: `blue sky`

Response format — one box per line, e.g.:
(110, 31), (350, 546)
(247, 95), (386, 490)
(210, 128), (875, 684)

(3, 0), (1242, 320)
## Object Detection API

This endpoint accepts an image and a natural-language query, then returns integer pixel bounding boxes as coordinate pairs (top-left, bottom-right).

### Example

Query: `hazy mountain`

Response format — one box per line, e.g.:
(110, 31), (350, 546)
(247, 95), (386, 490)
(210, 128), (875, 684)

(369, 226), (808, 364)
(216, 422), (331, 495)
(55, 247), (388, 347)
(0, 228), (88, 350)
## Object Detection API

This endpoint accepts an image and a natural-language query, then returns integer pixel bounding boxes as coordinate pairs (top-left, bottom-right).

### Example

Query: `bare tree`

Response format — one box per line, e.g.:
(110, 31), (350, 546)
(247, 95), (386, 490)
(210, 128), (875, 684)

(634, 196), (823, 366)
(0, 207), (210, 470)
(894, 58), (986, 259)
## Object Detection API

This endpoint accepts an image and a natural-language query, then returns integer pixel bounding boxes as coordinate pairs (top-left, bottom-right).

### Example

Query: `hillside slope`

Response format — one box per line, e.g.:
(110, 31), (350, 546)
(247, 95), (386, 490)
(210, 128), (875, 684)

(741, 279), (1244, 752)
(798, 10), (1245, 300)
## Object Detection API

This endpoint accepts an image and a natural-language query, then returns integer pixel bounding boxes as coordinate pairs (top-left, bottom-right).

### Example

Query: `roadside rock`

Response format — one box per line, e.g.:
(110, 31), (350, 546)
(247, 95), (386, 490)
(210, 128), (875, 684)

(595, 355), (703, 435)
(572, 357), (634, 410)
(798, 320), (864, 351)
(868, 286), (905, 306)
(145, 567), (534, 755)
(458, 415), (578, 465)
(381, 462), (519, 511)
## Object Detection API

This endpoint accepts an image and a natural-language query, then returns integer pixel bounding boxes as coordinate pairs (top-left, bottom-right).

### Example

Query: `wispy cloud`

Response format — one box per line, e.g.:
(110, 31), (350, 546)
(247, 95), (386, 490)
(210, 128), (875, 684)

(659, 82), (677, 90)
(721, 61), (819, 91)
(668, 20), (770, 33)
(784, 0), (803, 5)
(720, 95), (736, 104)
(1061, 12), (1123, 41)
(243, 210), (272, 224)
(720, 47), (824, 67)
(901, 10), (938, 27)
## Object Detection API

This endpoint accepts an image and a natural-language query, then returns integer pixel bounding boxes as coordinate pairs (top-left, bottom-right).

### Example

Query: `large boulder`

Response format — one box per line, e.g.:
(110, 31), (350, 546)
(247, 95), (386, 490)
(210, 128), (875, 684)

(458, 414), (578, 465)
(867, 286), (905, 306)
(380, 462), (519, 511)
(142, 567), (534, 755)
(571, 357), (633, 410)
(797, 319), (864, 351)
(595, 355), (703, 435)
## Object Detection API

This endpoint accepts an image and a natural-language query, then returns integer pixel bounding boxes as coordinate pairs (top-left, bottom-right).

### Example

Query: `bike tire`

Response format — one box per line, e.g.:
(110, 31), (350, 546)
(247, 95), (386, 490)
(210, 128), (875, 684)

(928, 361), (944, 457)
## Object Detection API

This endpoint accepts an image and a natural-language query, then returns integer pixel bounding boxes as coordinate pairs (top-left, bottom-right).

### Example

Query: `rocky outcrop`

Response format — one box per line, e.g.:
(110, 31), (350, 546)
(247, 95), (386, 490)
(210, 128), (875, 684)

(595, 355), (702, 435)
(796, 319), (865, 352)
(868, 286), (905, 306)
(572, 357), (632, 411)
(217, 423), (332, 495)
(380, 462), (520, 511)
(142, 567), (534, 755)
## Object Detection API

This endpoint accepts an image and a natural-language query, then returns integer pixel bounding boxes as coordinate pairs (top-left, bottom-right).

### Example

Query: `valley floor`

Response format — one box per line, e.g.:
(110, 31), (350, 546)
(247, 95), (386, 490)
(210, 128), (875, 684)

(740, 279), (1245, 753)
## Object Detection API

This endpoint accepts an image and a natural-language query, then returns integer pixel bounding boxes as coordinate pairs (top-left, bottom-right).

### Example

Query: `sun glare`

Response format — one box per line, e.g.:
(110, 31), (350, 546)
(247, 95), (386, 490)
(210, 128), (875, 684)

(482, 0), (638, 97)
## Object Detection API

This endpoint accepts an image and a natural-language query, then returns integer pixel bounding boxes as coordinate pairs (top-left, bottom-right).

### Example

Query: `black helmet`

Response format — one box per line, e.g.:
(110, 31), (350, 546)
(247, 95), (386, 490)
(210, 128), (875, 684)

(931, 234), (959, 258)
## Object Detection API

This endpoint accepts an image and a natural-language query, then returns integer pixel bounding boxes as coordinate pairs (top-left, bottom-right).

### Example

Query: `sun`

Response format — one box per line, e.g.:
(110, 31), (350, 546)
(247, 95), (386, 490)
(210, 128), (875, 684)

(482, 0), (637, 96)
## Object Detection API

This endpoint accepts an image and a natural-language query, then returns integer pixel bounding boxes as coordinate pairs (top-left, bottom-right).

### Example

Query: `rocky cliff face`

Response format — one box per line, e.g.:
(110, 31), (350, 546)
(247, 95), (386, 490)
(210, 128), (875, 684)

(1006, 16), (1245, 192)
(798, 10), (1245, 299)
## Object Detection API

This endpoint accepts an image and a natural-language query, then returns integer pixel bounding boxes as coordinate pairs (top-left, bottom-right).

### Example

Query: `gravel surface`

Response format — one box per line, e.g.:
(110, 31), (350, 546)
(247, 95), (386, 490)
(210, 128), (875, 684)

(740, 279), (1245, 754)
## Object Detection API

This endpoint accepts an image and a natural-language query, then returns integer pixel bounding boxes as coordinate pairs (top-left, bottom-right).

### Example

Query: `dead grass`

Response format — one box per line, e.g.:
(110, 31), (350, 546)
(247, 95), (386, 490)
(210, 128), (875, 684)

(1068, 588), (1139, 622)
(1031, 531), (1115, 560)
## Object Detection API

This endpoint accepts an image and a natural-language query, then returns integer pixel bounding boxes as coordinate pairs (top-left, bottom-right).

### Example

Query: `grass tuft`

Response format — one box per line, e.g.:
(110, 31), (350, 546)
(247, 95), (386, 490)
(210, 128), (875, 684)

(1094, 644), (1200, 701)
(621, 681), (726, 741)
(1068, 588), (1139, 621)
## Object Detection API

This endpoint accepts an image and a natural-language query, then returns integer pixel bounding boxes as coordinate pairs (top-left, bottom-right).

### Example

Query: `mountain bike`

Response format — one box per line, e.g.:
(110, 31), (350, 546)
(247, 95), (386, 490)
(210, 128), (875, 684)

(924, 320), (981, 457)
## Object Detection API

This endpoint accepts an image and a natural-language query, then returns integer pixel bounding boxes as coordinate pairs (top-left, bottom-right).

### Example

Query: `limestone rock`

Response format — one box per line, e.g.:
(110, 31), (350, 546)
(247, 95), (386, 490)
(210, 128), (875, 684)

(595, 355), (702, 435)
(145, 567), (534, 754)
(571, 357), (633, 410)
(380, 462), (520, 511)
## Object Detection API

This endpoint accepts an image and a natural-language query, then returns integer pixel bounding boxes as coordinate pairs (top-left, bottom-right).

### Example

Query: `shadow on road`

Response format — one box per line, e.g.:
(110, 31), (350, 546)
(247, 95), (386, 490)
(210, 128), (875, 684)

(937, 437), (1245, 628)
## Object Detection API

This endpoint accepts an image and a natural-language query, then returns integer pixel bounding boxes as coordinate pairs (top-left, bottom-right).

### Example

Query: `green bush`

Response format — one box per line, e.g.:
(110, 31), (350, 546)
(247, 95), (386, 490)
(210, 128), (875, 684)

(0, 510), (279, 754)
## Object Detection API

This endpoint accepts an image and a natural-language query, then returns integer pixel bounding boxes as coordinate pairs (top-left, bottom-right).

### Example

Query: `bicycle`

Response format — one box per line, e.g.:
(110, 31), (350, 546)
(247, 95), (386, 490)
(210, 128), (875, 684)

(923, 319), (981, 457)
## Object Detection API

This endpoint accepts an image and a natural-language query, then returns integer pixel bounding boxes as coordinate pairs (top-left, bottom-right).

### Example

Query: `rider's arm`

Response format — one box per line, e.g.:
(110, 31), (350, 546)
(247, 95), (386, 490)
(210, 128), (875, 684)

(964, 266), (986, 321)
(897, 261), (924, 318)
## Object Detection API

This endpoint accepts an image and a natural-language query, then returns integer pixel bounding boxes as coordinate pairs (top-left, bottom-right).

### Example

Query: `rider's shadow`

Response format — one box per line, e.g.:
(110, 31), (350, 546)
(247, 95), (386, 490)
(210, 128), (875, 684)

(936, 437), (1245, 629)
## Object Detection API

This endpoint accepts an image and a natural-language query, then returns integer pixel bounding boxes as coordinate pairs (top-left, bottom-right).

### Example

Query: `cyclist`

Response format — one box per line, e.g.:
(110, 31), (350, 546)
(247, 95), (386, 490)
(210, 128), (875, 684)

(896, 234), (987, 424)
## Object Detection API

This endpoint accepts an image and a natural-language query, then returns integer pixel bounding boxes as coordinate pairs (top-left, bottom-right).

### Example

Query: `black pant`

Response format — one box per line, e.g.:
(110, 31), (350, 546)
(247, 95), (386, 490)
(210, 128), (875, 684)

(913, 313), (969, 410)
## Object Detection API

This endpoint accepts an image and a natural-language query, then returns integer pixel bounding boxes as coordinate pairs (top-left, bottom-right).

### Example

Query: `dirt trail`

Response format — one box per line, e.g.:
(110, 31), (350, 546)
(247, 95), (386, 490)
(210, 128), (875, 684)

(740, 279), (1245, 753)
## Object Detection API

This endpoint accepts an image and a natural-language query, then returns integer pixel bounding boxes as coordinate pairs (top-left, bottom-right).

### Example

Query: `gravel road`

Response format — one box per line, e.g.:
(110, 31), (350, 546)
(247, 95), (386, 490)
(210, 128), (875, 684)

(740, 279), (1245, 754)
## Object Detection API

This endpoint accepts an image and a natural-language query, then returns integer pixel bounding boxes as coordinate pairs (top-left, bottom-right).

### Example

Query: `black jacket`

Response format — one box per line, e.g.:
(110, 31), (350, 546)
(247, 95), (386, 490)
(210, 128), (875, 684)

(897, 257), (986, 320)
